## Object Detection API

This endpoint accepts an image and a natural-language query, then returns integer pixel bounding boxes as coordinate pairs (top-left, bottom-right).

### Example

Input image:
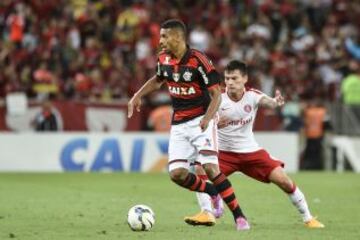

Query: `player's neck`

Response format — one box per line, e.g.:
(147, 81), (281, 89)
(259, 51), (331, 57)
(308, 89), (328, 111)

(173, 42), (187, 60)
(227, 88), (245, 102)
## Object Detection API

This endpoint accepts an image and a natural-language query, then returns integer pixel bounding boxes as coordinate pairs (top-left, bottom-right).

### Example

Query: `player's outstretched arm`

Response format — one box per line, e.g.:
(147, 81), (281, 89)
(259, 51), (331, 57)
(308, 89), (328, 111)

(128, 75), (164, 118)
(258, 89), (285, 109)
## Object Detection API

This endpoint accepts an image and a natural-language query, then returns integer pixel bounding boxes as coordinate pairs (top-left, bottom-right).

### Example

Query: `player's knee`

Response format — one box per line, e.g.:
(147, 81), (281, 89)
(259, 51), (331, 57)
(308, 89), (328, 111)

(202, 163), (220, 181)
(195, 165), (206, 175)
(169, 168), (188, 183)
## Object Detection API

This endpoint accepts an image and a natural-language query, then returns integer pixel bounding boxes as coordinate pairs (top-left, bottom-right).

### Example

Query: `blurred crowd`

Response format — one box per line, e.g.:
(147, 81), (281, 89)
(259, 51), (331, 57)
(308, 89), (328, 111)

(0, 0), (359, 104)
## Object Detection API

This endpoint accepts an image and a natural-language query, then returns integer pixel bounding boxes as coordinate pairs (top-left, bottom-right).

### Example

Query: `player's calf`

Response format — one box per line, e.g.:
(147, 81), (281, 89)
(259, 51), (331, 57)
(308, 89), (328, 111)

(203, 163), (247, 223)
(170, 168), (218, 196)
(268, 167), (295, 193)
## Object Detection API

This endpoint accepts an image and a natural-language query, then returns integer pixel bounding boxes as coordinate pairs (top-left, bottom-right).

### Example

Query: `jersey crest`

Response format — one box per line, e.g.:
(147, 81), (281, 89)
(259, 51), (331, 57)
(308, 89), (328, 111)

(173, 73), (180, 82)
(183, 70), (192, 82)
(244, 104), (252, 113)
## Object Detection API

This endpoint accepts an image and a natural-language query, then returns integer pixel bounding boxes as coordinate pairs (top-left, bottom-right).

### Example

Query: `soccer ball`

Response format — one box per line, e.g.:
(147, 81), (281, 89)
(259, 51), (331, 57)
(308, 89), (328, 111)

(127, 204), (155, 231)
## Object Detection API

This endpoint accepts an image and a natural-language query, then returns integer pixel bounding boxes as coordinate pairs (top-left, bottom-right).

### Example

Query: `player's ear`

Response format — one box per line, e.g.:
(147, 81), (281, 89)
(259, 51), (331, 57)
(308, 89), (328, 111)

(173, 29), (184, 43)
(244, 74), (248, 83)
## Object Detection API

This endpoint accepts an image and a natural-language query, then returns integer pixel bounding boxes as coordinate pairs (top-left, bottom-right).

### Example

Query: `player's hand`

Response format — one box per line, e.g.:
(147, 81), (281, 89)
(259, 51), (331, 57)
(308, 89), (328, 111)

(274, 89), (284, 107)
(127, 96), (142, 118)
(200, 117), (210, 132)
(217, 117), (230, 129)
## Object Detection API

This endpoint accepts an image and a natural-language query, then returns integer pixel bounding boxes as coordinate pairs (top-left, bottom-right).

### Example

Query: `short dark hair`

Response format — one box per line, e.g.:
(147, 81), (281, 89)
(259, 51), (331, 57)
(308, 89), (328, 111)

(225, 60), (248, 76)
(161, 19), (187, 36)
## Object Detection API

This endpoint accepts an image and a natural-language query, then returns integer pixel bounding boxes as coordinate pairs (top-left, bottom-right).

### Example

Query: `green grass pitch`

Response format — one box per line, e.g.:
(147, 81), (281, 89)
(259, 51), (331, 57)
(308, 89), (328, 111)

(0, 172), (359, 240)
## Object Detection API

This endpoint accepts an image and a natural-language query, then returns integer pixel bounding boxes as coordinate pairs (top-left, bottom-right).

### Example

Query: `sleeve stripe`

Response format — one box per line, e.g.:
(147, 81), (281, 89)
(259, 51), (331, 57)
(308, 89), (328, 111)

(248, 88), (263, 95)
(194, 51), (212, 72)
(193, 51), (213, 72)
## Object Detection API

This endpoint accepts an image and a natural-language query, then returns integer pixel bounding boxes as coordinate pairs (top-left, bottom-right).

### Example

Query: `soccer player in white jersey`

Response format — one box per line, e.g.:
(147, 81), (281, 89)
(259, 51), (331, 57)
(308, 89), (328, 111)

(184, 60), (324, 229)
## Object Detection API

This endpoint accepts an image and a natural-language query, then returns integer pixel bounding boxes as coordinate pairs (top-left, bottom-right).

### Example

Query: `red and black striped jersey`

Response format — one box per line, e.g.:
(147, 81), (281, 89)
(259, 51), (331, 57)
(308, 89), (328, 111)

(156, 47), (220, 124)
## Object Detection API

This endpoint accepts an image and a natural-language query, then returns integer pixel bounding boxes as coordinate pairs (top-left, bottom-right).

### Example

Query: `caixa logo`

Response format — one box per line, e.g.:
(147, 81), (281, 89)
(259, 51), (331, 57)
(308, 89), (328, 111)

(60, 138), (169, 172)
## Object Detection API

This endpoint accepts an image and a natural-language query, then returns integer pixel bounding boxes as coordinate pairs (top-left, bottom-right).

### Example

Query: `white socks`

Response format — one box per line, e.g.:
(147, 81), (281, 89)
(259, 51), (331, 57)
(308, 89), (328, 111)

(196, 192), (212, 213)
(196, 185), (313, 222)
(196, 192), (224, 215)
(288, 187), (313, 222)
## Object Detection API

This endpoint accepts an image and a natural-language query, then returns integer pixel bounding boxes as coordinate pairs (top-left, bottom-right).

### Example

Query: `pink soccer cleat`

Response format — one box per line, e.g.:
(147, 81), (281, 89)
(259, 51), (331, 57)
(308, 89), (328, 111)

(235, 217), (250, 231)
(211, 194), (224, 218)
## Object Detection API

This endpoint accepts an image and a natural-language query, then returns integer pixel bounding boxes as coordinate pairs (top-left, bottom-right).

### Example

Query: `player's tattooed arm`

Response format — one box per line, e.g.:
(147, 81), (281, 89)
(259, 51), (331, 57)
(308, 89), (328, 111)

(258, 89), (285, 109)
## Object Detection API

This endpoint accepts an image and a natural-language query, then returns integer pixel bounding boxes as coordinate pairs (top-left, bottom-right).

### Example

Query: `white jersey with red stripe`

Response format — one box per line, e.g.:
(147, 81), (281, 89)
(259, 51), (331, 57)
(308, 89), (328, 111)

(218, 88), (265, 153)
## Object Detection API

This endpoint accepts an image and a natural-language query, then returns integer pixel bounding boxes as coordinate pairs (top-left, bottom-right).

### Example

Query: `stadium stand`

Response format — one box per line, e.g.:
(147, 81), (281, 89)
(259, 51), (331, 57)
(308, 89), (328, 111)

(0, 0), (359, 132)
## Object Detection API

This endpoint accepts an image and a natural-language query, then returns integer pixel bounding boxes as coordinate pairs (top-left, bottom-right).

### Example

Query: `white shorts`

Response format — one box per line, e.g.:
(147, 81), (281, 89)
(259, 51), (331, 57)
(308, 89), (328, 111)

(168, 115), (218, 172)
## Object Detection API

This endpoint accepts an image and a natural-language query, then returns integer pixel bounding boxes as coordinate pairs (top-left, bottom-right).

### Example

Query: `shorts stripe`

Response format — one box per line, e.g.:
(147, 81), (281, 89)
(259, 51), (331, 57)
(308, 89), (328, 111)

(190, 161), (201, 166)
(169, 159), (188, 165)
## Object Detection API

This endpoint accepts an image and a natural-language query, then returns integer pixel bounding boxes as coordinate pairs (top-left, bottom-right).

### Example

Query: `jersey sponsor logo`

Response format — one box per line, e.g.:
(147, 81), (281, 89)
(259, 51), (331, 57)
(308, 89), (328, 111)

(164, 71), (168, 77)
(244, 104), (252, 113)
(173, 73), (180, 82)
(197, 66), (209, 84)
(183, 70), (192, 81)
(227, 116), (253, 126)
(220, 107), (230, 111)
(168, 86), (196, 95)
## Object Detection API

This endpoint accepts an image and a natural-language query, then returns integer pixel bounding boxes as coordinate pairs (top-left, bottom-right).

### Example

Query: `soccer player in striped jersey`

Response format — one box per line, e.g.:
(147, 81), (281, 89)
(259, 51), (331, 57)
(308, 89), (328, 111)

(128, 19), (249, 230)
(184, 60), (324, 229)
